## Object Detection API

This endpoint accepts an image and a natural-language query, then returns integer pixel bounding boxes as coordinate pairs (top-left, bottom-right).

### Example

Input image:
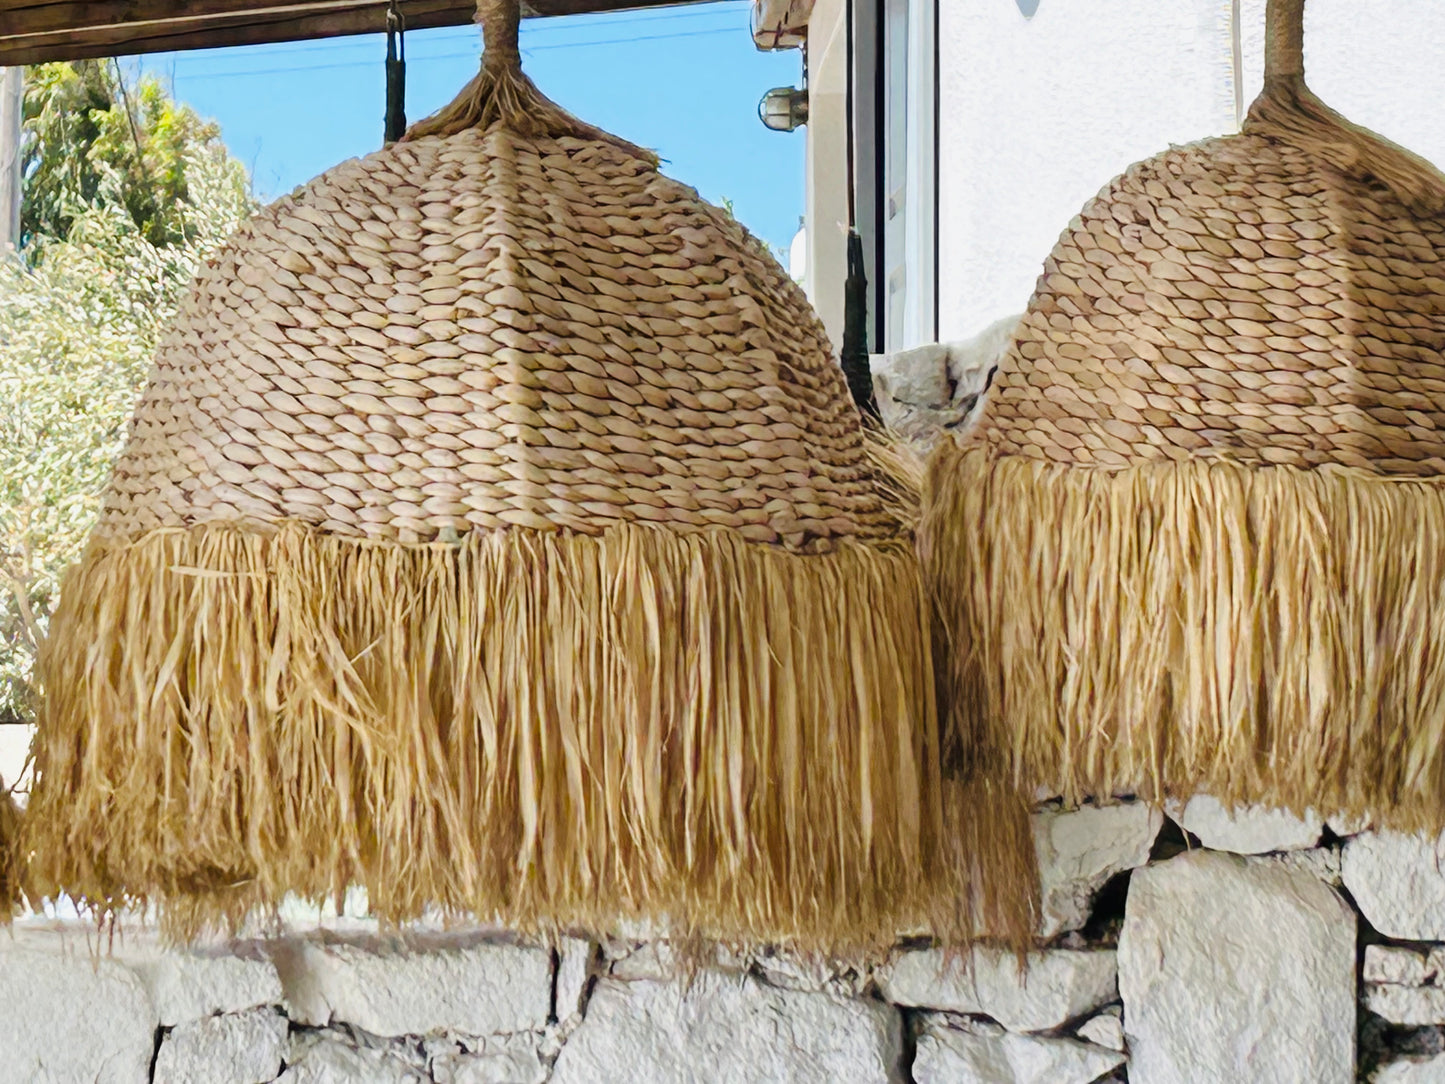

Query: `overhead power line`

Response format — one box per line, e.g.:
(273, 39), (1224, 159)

(173, 24), (740, 80)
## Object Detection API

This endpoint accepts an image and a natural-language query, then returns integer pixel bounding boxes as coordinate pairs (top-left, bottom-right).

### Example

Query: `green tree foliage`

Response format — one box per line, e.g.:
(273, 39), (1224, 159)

(0, 62), (256, 724)
(20, 60), (231, 249)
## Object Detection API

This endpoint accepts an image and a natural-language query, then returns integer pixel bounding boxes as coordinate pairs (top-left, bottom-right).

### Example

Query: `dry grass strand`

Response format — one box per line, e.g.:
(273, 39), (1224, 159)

(925, 443), (1445, 830)
(25, 520), (1038, 955)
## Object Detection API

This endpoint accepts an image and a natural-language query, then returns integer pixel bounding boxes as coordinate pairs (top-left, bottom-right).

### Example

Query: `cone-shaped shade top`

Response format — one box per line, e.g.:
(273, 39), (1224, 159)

(102, 70), (894, 552)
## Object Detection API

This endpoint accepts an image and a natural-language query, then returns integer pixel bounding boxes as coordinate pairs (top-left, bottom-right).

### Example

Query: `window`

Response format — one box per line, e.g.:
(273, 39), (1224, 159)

(879, 0), (937, 350)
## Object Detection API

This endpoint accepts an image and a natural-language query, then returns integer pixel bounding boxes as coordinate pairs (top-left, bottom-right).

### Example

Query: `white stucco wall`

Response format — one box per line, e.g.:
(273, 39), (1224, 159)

(937, 0), (1238, 343)
(932, 0), (1445, 343)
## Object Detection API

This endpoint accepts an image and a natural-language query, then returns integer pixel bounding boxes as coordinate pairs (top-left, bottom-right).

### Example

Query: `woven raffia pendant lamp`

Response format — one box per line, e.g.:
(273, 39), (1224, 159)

(923, 0), (1445, 829)
(20, 0), (1037, 950)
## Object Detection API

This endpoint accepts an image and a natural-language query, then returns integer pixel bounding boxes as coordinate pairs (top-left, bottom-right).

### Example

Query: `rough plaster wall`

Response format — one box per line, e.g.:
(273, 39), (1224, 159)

(937, 0), (1238, 342)
(935, 0), (1445, 343)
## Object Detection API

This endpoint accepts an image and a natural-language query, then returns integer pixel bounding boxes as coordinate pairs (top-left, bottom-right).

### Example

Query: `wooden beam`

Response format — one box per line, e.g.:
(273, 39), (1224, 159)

(4, 0), (470, 47)
(0, 0), (701, 65)
(0, 3), (470, 65)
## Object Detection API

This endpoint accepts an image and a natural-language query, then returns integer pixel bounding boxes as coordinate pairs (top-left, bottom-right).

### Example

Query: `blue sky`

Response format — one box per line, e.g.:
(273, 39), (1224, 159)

(132, 0), (805, 253)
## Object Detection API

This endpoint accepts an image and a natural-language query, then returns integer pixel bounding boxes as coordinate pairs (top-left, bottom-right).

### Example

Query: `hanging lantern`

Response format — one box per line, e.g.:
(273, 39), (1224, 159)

(21, 0), (1036, 951)
(923, 0), (1445, 828)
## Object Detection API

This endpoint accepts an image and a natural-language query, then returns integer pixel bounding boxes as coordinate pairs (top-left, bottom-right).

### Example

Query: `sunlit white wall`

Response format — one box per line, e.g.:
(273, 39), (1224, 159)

(934, 0), (1445, 342)
(937, 0), (1239, 342)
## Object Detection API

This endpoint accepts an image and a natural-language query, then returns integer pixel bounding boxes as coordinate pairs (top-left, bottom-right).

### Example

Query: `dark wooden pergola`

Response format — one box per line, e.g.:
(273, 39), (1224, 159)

(0, 0), (701, 65)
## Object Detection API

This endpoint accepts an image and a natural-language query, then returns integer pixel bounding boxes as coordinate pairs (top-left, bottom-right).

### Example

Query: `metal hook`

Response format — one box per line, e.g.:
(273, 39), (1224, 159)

(384, 0), (407, 143)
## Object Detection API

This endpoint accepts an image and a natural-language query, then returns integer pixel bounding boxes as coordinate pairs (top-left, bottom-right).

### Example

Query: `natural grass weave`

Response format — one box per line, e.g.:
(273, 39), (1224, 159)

(924, 0), (1445, 827)
(29, 523), (1032, 949)
(22, 0), (1038, 951)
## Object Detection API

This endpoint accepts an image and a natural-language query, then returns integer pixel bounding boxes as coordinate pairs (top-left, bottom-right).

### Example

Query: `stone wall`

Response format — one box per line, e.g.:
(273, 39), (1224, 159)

(6, 801), (1445, 1083)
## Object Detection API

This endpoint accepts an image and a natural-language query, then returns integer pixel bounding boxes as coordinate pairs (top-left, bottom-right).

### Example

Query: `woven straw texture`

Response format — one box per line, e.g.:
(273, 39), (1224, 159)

(973, 131), (1445, 473)
(95, 123), (900, 551)
(925, 0), (1445, 828)
(22, 0), (1039, 953)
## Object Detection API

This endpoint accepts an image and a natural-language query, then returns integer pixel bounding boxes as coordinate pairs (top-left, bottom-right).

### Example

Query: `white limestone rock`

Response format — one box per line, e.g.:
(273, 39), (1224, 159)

(913, 1016), (1125, 1084)
(274, 887), (373, 929)
(872, 343), (954, 408)
(1377, 1055), (1445, 1083)
(275, 935), (552, 1037)
(1343, 831), (1445, 940)
(432, 1035), (547, 1084)
(1034, 801), (1162, 938)
(870, 315), (1021, 440)
(127, 948), (284, 1027)
(606, 941), (680, 982)
(0, 722), (32, 797)
(1177, 795), (1322, 854)
(1366, 945), (1438, 986)
(607, 942), (866, 998)
(278, 1033), (427, 1084)
(1361, 945), (1445, 1025)
(1247, 845), (1342, 887)
(1328, 812), (1372, 838)
(1075, 1006), (1125, 1052)
(603, 940), (747, 982)
(1368, 984), (1445, 1026)
(751, 952), (837, 992)
(872, 346), (965, 438)
(945, 314), (1022, 411)
(751, 951), (869, 998)
(153, 1008), (287, 1084)
(0, 940), (157, 1084)
(551, 971), (900, 1084)
(602, 915), (672, 944)
(555, 938), (593, 1026)
(876, 946), (1116, 1033)
(1119, 850), (1354, 1084)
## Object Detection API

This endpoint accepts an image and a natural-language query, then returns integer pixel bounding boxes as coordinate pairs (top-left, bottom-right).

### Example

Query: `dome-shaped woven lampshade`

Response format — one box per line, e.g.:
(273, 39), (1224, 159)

(923, 0), (1445, 828)
(22, 0), (1036, 950)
